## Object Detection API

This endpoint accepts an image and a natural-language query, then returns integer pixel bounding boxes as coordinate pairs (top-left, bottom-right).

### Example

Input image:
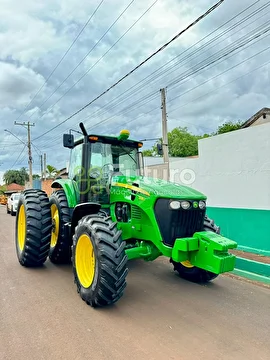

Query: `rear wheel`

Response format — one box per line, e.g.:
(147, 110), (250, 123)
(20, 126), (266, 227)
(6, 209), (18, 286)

(171, 215), (220, 283)
(72, 214), (128, 307)
(49, 190), (71, 264)
(15, 189), (52, 267)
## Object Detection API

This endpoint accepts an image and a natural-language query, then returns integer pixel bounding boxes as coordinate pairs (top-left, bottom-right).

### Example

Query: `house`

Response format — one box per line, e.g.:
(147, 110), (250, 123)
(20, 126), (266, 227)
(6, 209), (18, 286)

(2, 183), (25, 196)
(241, 107), (270, 128)
(57, 167), (68, 179)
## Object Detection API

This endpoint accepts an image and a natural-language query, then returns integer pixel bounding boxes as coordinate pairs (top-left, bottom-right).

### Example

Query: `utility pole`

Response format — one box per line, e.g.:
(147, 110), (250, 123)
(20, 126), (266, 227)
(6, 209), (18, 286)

(160, 88), (170, 181)
(43, 153), (47, 180)
(40, 154), (43, 180)
(14, 121), (35, 188)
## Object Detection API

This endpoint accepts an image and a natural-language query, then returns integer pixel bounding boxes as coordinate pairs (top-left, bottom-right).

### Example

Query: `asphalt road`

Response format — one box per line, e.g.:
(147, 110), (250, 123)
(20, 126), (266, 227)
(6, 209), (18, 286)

(0, 205), (269, 360)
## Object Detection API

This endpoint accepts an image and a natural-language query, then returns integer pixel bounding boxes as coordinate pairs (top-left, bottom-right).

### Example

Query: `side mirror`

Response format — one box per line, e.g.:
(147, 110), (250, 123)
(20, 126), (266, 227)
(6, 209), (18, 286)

(63, 134), (74, 148)
(157, 143), (163, 156)
(137, 151), (144, 176)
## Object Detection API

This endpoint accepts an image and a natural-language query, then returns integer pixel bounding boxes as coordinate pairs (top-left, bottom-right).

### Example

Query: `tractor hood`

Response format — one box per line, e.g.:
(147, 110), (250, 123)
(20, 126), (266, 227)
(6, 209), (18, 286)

(111, 175), (206, 200)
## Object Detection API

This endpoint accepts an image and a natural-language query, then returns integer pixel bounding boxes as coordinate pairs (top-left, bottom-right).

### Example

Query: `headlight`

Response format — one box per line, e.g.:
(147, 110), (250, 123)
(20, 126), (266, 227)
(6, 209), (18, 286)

(181, 201), (191, 210)
(199, 200), (206, 209)
(169, 200), (181, 210)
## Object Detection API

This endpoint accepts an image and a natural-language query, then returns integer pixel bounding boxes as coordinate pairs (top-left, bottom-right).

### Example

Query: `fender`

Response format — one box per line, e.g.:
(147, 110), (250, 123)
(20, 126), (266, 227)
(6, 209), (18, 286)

(70, 202), (101, 235)
(51, 179), (78, 208)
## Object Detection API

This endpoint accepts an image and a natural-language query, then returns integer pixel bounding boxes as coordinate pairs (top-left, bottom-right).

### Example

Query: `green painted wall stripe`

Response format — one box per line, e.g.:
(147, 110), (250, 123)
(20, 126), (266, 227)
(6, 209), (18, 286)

(207, 207), (270, 254)
(236, 245), (270, 257)
(232, 269), (270, 285)
(235, 257), (270, 277)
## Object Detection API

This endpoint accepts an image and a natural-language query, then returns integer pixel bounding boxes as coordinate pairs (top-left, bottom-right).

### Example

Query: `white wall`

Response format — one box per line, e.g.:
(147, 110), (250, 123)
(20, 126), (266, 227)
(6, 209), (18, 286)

(169, 123), (270, 210)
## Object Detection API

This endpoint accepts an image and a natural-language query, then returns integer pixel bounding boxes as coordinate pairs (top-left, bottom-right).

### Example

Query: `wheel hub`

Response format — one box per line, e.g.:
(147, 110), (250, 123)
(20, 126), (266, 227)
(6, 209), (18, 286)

(50, 204), (59, 247)
(75, 234), (96, 288)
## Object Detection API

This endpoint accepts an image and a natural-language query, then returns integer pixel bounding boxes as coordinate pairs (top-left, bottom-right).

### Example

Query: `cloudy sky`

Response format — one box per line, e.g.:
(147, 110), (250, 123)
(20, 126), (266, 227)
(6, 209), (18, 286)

(0, 0), (269, 183)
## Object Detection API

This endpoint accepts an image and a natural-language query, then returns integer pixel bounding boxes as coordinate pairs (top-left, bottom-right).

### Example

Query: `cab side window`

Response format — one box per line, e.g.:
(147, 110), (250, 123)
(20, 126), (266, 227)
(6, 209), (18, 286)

(68, 144), (83, 181)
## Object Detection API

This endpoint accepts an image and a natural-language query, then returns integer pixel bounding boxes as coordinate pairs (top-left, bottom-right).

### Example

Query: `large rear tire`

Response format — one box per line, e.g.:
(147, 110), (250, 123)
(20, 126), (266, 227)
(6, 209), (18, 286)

(72, 214), (128, 307)
(49, 190), (71, 264)
(15, 189), (52, 267)
(171, 215), (220, 283)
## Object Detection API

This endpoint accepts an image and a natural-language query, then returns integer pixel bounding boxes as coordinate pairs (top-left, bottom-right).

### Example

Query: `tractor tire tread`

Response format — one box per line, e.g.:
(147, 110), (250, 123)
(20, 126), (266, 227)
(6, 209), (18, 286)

(72, 214), (128, 307)
(49, 190), (71, 264)
(15, 189), (52, 267)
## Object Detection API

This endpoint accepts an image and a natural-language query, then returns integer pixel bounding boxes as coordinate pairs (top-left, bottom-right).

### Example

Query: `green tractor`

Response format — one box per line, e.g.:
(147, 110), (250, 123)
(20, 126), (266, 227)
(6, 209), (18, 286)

(15, 122), (237, 307)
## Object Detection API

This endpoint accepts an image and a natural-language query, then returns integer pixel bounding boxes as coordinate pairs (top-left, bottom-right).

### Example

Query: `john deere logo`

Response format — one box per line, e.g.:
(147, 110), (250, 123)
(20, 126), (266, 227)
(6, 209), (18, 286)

(193, 202), (198, 208)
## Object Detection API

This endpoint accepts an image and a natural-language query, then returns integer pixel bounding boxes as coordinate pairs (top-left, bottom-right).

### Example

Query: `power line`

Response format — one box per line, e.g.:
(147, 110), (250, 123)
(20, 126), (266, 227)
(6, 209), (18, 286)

(10, 145), (27, 169)
(30, 19), (270, 151)
(116, 55), (270, 135)
(15, 0), (105, 123)
(34, 0), (265, 147)
(33, 0), (225, 141)
(79, 0), (265, 128)
(27, 0), (135, 121)
(166, 22), (270, 90)
(32, 0), (158, 127)
(74, 17), (270, 133)
(169, 46), (270, 106)
(167, 57), (270, 118)
(62, 0), (268, 133)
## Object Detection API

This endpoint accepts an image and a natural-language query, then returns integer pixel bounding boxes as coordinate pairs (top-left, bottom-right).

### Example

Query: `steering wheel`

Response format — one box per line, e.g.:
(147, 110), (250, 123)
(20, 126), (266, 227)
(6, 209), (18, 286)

(101, 163), (114, 179)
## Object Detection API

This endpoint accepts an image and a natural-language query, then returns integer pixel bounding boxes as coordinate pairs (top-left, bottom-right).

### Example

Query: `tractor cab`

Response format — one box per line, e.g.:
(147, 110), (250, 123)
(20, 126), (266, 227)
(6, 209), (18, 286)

(64, 123), (144, 205)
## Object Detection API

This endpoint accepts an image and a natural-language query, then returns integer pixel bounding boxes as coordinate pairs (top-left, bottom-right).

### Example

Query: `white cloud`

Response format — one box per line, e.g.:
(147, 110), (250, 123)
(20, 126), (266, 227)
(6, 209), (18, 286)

(0, 62), (45, 108)
(0, 0), (64, 64)
(0, 0), (269, 175)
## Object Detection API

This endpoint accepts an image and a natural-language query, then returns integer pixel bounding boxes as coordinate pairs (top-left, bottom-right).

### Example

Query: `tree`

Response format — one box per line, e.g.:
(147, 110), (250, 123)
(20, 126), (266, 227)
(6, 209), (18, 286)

(3, 167), (29, 185)
(215, 120), (243, 134)
(141, 119), (243, 158)
(46, 165), (59, 179)
(33, 174), (40, 180)
(0, 185), (7, 194)
(142, 149), (153, 157)
(168, 127), (200, 157)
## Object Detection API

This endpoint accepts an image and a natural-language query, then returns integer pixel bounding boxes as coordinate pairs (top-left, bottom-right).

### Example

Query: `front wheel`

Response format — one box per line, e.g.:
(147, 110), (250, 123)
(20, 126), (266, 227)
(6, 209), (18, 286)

(171, 215), (220, 283)
(72, 214), (128, 307)
(15, 189), (52, 267)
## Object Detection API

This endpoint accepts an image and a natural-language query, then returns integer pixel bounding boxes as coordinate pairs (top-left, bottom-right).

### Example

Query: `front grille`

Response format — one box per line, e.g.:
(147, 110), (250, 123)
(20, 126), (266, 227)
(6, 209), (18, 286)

(154, 198), (205, 247)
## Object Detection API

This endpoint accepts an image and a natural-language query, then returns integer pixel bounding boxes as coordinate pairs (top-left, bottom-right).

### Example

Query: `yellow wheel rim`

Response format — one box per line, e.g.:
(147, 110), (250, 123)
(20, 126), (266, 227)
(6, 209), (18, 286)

(51, 204), (59, 247)
(181, 260), (194, 268)
(17, 204), (26, 251)
(75, 234), (96, 288)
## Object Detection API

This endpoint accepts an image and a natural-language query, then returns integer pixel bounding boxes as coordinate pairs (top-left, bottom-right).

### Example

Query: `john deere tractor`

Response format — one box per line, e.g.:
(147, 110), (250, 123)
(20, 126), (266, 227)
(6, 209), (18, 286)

(15, 123), (237, 307)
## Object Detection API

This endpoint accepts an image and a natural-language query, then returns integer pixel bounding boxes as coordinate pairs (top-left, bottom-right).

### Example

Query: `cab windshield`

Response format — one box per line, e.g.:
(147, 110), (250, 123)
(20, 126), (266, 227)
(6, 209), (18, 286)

(90, 142), (140, 177)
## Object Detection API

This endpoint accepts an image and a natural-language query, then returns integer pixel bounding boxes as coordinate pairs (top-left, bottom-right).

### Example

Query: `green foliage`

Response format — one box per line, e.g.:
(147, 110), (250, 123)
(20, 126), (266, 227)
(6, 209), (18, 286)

(215, 120), (243, 134)
(0, 185), (7, 194)
(167, 127), (198, 157)
(3, 167), (29, 185)
(142, 120), (243, 158)
(142, 149), (153, 157)
(46, 165), (59, 179)
(33, 174), (40, 180)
